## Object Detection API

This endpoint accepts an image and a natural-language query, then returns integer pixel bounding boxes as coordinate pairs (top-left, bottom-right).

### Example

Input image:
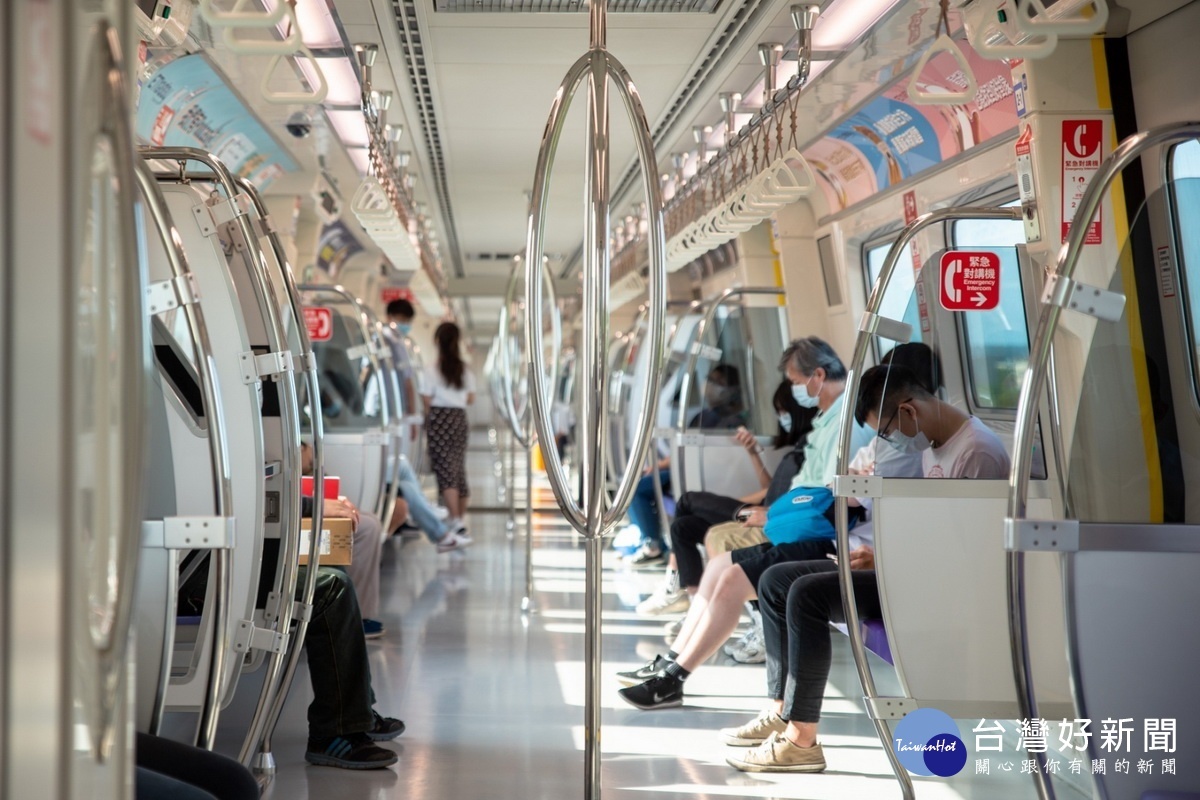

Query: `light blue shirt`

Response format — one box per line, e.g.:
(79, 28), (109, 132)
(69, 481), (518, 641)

(789, 392), (873, 489)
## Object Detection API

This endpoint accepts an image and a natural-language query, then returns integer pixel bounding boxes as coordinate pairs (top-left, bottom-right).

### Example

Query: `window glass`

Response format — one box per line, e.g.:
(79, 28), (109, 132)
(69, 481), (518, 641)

(1169, 140), (1200, 401)
(864, 240), (923, 355)
(951, 201), (1029, 410)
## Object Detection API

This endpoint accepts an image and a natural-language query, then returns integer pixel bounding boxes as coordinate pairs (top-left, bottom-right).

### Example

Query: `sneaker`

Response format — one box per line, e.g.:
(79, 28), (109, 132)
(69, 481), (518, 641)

(636, 585), (689, 616)
(616, 654), (669, 687)
(362, 619), (385, 639)
(730, 623), (766, 664)
(720, 709), (787, 746)
(626, 543), (666, 568)
(433, 505), (450, 521)
(726, 732), (826, 773)
(304, 733), (398, 770)
(367, 711), (406, 741)
(437, 529), (473, 553)
(395, 522), (422, 540)
(723, 625), (756, 657)
(618, 673), (685, 710)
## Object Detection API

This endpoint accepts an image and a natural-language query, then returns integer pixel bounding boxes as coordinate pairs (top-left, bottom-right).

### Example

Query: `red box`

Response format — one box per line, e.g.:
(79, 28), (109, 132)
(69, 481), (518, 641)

(301, 475), (341, 500)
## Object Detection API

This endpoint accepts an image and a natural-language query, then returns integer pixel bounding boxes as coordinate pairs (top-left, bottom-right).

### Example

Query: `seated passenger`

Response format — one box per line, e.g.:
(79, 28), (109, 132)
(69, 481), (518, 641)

(722, 363), (1011, 773)
(636, 380), (817, 661)
(625, 363), (746, 567)
(617, 337), (872, 708)
(387, 454), (472, 552)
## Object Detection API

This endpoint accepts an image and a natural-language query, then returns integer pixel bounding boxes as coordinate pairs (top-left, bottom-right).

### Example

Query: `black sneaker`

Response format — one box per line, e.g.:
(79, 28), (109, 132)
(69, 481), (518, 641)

(367, 711), (406, 741)
(304, 733), (398, 769)
(618, 673), (684, 710)
(616, 654), (669, 687)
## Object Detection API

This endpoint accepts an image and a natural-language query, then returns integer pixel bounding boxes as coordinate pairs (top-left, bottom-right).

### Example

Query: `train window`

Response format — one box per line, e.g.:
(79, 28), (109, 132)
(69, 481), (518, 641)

(1168, 140), (1200, 401)
(863, 238), (922, 347)
(951, 202), (1029, 411)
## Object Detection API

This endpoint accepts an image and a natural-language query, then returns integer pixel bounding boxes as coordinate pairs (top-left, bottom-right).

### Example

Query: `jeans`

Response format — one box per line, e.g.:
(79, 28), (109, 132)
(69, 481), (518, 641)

(628, 469), (670, 550)
(668, 491), (743, 587)
(396, 456), (447, 542)
(299, 566), (376, 739)
(758, 559), (881, 723)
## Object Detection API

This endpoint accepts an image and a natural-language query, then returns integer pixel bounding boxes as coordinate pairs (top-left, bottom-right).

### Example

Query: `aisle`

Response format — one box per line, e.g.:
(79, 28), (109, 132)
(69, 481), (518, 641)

(259, 430), (1067, 800)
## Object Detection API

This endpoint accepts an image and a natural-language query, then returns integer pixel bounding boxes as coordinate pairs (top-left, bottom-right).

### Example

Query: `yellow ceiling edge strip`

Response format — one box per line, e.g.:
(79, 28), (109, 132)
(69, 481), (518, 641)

(1091, 37), (1164, 523)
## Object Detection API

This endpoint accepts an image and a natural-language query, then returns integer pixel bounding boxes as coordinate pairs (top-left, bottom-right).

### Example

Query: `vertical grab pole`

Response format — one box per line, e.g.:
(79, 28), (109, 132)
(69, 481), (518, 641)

(523, 444), (536, 612)
(525, 1), (667, 796)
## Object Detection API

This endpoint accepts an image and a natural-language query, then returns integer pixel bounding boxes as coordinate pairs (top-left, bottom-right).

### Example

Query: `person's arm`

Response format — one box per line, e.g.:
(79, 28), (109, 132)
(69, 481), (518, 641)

(734, 427), (772, 490)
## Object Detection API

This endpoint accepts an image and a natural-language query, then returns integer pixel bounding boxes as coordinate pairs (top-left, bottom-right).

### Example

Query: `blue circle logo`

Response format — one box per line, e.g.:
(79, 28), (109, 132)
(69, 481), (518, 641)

(892, 708), (967, 777)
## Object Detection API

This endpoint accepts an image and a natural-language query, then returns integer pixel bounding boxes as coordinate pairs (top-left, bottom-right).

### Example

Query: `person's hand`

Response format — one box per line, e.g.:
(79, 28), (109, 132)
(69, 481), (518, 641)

(733, 427), (759, 454)
(741, 506), (767, 528)
(848, 545), (875, 571)
(642, 463), (654, 476)
(324, 497), (361, 530)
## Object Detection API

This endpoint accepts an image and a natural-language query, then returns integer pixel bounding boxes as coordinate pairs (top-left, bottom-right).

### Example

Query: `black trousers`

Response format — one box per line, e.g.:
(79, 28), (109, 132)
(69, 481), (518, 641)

(667, 491), (742, 587)
(757, 560), (881, 723)
(300, 566), (376, 739)
(136, 733), (259, 800)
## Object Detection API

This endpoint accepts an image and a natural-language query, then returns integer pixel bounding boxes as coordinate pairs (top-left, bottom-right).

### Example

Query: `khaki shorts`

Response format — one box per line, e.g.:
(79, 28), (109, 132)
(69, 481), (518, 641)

(705, 521), (768, 555)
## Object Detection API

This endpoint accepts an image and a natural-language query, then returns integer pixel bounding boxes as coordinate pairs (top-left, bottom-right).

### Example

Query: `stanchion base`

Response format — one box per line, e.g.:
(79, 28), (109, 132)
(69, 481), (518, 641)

(252, 751), (277, 775)
(521, 596), (538, 614)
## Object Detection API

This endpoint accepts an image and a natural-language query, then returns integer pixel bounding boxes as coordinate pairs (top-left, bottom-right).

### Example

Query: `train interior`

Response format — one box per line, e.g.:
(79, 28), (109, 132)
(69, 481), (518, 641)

(3, 0), (1200, 798)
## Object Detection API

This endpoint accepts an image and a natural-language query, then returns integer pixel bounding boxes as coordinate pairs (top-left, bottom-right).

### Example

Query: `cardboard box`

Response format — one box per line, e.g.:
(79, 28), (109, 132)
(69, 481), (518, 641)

(298, 517), (354, 566)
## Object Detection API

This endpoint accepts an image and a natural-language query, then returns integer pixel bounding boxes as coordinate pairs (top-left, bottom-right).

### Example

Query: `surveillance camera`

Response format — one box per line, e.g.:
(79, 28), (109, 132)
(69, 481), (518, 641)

(286, 111), (313, 139)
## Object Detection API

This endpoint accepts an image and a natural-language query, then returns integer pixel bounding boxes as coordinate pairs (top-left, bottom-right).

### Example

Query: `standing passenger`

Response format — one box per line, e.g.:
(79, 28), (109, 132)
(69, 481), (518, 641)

(423, 322), (475, 538)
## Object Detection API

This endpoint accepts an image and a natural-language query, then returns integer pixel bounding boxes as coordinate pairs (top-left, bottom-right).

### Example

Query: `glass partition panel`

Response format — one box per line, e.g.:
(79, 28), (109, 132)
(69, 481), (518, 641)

(1046, 185), (1183, 523)
(301, 291), (382, 433)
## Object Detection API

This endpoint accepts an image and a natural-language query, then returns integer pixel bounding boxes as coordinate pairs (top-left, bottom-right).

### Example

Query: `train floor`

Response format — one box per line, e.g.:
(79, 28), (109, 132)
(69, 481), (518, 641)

(209, 430), (1090, 800)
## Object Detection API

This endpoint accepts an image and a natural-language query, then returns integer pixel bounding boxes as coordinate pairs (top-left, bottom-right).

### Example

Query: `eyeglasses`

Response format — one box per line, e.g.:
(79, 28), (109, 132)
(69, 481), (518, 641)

(877, 398), (913, 443)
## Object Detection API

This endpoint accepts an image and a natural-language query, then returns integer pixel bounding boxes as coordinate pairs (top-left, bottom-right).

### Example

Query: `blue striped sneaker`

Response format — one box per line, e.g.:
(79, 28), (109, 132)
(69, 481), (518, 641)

(304, 734), (398, 770)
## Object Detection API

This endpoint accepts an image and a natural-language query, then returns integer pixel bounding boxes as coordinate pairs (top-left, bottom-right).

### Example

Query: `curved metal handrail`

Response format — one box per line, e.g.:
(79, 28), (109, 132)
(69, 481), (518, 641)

(362, 306), (405, 527)
(1006, 122), (1200, 800)
(523, 2), (666, 795)
(676, 287), (786, 437)
(143, 147), (304, 748)
(498, 256), (561, 449)
(224, 176), (326, 772)
(87, 20), (148, 762)
(833, 206), (1023, 800)
(134, 158), (238, 739)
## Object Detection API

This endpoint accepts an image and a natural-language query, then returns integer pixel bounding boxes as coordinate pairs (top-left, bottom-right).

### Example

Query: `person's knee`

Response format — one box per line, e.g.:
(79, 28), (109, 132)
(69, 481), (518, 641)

(714, 564), (751, 602)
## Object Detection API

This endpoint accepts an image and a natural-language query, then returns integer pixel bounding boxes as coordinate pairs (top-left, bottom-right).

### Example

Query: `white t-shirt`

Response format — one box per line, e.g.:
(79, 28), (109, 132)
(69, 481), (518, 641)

(923, 416), (1011, 479)
(422, 363), (476, 409)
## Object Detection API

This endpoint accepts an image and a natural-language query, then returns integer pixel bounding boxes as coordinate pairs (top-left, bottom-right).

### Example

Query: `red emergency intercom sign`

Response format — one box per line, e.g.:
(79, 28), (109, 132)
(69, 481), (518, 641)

(304, 306), (334, 342)
(381, 287), (413, 305)
(940, 251), (1000, 311)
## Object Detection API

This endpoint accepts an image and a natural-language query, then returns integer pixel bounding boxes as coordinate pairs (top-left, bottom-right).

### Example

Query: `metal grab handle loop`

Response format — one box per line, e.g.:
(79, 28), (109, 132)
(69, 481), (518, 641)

(89, 20), (149, 762)
(1006, 122), (1200, 800)
(835, 206), (1023, 800)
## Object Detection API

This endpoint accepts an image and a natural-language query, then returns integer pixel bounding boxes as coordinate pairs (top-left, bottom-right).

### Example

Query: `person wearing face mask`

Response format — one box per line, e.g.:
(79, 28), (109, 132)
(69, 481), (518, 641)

(618, 338), (873, 706)
(386, 298), (416, 336)
(721, 363), (1009, 774)
(386, 298), (420, 413)
(634, 381), (817, 657)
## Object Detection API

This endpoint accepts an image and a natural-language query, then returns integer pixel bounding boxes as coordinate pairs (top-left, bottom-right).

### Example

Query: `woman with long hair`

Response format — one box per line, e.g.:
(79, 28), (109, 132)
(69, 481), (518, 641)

(421, 322), (475, 545)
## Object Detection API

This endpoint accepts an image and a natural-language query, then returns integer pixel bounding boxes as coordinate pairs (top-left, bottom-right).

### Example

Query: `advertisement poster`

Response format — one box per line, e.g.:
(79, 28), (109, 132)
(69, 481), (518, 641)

(316, 221), (365, 277)
(805, 42), (1019, 214)
(135, 54), (297, 188)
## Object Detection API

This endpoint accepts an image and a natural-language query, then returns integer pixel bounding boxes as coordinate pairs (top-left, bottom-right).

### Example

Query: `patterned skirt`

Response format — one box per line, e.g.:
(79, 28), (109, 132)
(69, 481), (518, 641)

(426, 406), (470, 496)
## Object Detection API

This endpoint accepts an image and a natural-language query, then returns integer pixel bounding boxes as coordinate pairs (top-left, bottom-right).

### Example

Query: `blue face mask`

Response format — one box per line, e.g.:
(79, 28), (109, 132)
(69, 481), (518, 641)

(397, 323), (412, 335)
(792, 377), (820, 409)
(883, 408), (932, 454)
(778, 412), (793, 433)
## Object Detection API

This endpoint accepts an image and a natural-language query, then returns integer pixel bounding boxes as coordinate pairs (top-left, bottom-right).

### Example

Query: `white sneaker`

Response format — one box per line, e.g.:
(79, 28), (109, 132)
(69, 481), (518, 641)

(730, 622), (766, 664)
(437, 530), (473, 553)
(636, 585), (689, 616)
(433, 505), (450, 521)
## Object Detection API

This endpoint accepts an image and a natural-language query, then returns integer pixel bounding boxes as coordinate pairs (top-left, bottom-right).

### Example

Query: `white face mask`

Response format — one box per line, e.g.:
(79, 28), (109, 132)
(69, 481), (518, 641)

(884, 408), (932, 453)
(778, 412), (793, 433)
(791, 375), (821, 409)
